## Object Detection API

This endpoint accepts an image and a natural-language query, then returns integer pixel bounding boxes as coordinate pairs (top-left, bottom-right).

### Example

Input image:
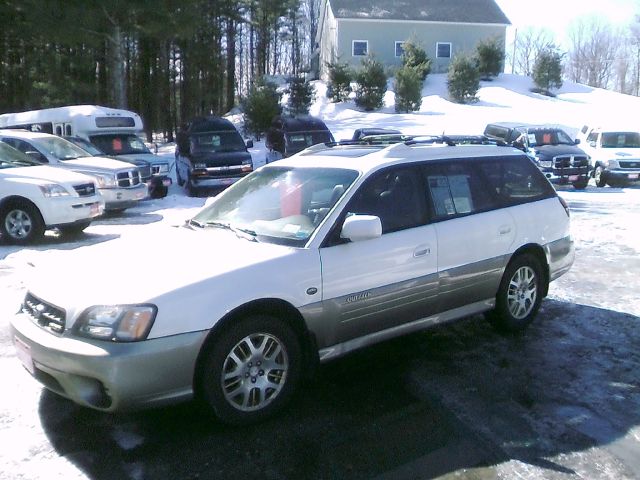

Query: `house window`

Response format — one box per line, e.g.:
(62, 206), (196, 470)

(436, 42), (452, 59)
(395, 41), (405, 58)
(352, 40), (368, 57)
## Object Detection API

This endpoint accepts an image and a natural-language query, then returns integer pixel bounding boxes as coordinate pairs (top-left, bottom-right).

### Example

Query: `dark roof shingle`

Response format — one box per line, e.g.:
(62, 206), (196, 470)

(329, 0), (510, 24)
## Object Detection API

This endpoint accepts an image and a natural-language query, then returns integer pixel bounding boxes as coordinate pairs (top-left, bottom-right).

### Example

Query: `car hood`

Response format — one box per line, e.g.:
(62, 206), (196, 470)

(533, 144), (586, 157)
(62, 156), (137, 172)
(112, 153), (164, 164)
(1, 165), (95, 184)
(26, 225), (294, 312)
(606, 148), (640, 160)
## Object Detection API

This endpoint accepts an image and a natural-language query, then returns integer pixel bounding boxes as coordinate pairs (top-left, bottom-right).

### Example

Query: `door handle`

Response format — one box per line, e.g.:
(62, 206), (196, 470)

(414, 245), (431, 257)
(498, 226), (512, 236)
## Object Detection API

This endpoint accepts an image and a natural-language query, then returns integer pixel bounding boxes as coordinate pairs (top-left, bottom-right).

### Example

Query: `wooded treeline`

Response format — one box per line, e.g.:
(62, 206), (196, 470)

(0, 0), (318, 140)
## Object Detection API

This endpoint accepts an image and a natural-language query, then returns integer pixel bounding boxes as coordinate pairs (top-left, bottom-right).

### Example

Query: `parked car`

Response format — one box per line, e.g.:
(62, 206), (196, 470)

(351, 127), (401, 140)
(578, 125), (640, 187)
(0, 130), (147, 212)
(265, 115), (334, 163)
(484, 122), (591, 189)
(175, 116), (254, 196)
(0, 141), (104, 244)
(65, 135), (171, 199)
(11, 140), (574, 424)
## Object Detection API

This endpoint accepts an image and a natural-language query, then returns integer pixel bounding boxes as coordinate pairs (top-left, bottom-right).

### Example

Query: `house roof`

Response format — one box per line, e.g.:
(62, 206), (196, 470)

(328, 0), (510, 24)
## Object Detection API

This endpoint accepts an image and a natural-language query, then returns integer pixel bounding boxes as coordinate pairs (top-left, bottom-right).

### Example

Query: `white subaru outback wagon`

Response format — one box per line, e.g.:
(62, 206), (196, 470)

(11, 139), (574, 424)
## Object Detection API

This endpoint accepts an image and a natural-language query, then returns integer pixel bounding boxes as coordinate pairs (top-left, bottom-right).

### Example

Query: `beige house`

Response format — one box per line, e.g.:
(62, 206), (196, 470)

(315, 0), (510, 78)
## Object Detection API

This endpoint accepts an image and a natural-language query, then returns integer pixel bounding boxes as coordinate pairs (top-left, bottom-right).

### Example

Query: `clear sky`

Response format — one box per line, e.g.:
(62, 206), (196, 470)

(495, 0), (639, 45)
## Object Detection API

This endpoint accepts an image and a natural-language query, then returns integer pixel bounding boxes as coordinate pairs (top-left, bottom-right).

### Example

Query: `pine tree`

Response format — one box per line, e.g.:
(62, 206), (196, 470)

(286, 76), (315, 115)
(476, 37), (504, 80)
(241, 80), (282, 140)
(394, 65), (423, 113)
(532, 48), (563, 95)
(401, 40), (431, 80)
(326, 60), (352, 102)
(447, 54), (481, 104)
(354, 57), (387, 111)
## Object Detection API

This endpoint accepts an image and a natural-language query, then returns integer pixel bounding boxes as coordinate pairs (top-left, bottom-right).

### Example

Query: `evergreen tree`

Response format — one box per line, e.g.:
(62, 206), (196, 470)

(532, 48), (564, 94)
(354, 57), (387, 111)
(476, 37), (504, 80)
(447, 54), (481, 103)
(286, 76), (315, 115)
(241, 79), (282, 140)
(394, 65), (423, 113)
(401, 39), (431, 80)
(326, 60), (352, 102)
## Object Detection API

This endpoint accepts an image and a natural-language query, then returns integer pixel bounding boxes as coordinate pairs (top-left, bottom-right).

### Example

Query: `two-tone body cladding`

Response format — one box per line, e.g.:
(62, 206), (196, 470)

(11, 139), (574, 424)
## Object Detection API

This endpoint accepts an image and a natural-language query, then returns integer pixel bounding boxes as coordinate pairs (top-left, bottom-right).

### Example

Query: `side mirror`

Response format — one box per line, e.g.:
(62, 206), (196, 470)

(589, 141), (597, 148)
(574, 138), (581, 145)
(340, 214), (382, 242)
(512, 140), (525, 151)
(246, 139), (254, 149)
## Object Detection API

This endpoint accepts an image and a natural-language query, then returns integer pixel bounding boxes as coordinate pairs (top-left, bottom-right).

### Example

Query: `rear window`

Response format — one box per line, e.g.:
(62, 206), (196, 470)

(477, 156), (556, 206)
(484, 125), (510, 140)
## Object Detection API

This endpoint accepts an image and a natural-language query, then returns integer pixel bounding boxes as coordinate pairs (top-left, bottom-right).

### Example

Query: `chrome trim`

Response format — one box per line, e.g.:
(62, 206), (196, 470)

(317, 299), (495, 362)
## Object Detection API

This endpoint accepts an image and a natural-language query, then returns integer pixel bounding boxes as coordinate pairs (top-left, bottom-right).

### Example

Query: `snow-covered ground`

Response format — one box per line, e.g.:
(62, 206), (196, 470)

(1, 74), (639, 479)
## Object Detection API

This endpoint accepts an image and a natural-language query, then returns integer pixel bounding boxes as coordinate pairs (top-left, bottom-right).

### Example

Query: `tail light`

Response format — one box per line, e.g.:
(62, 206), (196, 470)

(558, 196), (570, 217)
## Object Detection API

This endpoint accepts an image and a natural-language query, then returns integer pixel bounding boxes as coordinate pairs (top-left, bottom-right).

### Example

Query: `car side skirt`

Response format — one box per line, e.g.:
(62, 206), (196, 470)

(316, 298), (495, 363)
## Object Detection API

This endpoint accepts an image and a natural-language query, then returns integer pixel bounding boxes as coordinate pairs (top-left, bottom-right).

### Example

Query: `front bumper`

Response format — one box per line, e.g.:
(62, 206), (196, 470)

(10, 312), (209, 411)
(99, 183), (147, 210)
(603, 168), (640, 183)
(38, 195), (104, 227)
(539, 167), (590, 185)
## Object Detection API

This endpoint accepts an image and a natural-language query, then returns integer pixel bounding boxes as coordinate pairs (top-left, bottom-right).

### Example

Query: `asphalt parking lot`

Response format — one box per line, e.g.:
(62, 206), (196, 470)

(0, 184), (639, 480)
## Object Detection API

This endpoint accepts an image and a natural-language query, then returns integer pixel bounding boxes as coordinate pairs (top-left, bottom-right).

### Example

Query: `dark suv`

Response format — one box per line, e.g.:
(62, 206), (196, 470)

(265, 115), (334, 163)
(175, 117), (253, 196)
(484, 123), (591, 190)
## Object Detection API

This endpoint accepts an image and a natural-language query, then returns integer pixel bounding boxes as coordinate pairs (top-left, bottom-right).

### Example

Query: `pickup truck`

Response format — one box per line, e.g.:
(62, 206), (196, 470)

(578, 125), (640, 187)
(0, 141), (104, 244)
(0, 130), (147, 212)
(484, 123), (591, 189)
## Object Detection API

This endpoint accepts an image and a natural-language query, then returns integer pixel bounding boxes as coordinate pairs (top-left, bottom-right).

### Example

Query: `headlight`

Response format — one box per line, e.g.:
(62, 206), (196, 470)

(92, 173), (117, 187)
(157, 162), (169, 173)
(538, 160), (552, 168)
(607, 159), (620, 168)
(75, 304), (157, 342)
(38, 183), (70, 197)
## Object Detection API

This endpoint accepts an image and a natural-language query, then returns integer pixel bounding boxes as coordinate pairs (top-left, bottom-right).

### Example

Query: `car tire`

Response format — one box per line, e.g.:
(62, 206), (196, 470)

(0, 200), (45, 245)
(58, 220), (91, 237)
(198, 314), (301, 425)
(594, 166), (607, 188)
(572, 178), (588, 190)
(185, 172), (196, 197)
(176, 164), (184, 187)
(487, 253), (545, 333)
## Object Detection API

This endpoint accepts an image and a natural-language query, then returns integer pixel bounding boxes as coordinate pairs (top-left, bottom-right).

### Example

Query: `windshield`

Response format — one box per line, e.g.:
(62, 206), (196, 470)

(285, 131), (334, 153)
(601, 132), (640, 148)
(66, 137), (104, 156)
(89, 134), (152, 155)
(190, 131), (247, 154)
(0, 142), (42, 168)
(191, 166), (359, 246)
(528, 130), (574, 146)
(34, 136), (92, 161)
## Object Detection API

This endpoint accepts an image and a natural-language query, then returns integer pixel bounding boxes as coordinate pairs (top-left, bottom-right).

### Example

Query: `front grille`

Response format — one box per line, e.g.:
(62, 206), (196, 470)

(116, 169), (141, 187)
(22, 292), (66, 334)
(137, 164), (152, 180)
(73, 183), (96, 197)
(553, 155), (589, 169)
(620, 161), (640, 169)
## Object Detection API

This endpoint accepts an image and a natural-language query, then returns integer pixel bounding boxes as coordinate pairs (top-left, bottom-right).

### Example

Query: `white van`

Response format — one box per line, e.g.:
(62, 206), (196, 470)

(0, 105), (171, 194)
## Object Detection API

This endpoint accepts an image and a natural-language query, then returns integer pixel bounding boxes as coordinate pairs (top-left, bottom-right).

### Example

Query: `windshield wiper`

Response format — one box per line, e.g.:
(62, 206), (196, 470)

(204, 221), (258, 241)
(188, 218), (205, 228)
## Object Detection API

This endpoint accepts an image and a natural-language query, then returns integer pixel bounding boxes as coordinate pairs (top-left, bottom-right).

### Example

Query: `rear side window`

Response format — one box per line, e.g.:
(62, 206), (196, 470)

(477, 156), (555, 206)
(422, 162), (498, 220)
